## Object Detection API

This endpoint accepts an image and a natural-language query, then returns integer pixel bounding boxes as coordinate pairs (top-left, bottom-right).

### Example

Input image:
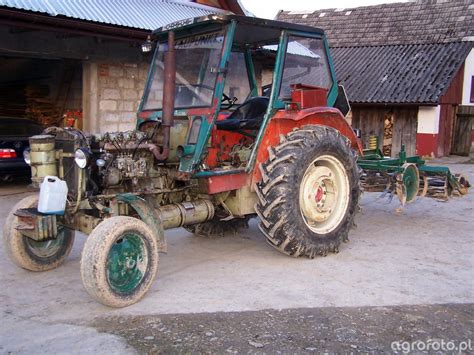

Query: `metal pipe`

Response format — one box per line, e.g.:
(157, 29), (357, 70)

(152, 30), (176, 161)
(157, 200), (214, 230)
(103, 142), (157, 151)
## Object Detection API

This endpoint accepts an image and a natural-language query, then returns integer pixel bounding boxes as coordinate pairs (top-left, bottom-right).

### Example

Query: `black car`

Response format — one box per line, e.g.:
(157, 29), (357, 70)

(0, 117), (43, 181)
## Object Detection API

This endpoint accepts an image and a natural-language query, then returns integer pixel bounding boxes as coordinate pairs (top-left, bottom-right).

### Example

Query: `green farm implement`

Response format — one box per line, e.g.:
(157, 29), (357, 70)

(358, 137), (469, 205)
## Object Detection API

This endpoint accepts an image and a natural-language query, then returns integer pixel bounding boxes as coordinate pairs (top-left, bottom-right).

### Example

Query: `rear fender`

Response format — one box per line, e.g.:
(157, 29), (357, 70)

(252, 107), (362, 184)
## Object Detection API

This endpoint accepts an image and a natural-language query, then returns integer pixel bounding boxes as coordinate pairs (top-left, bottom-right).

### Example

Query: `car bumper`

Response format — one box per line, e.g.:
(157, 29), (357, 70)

(0, 159), (30, 177)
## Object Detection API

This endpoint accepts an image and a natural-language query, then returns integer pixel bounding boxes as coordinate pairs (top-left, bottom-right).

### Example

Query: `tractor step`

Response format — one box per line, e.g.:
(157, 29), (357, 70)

(14, 208), (58, 241)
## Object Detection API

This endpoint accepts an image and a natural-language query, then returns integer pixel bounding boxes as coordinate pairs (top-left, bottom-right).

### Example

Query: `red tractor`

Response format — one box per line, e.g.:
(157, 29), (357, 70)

(4, 15), (361, 307)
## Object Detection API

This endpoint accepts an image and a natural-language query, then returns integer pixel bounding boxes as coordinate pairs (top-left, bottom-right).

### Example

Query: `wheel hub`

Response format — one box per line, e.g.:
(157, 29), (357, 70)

(107, 233), (147, 293)
(301, 166), (337, 223)
(315, 185), (324, 204)
(299, 155), (350, 234)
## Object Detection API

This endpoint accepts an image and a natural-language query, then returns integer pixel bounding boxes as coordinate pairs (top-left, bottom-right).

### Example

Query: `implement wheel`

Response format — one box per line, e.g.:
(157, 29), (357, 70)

(80, 216), (158, 307)
(3, 195), (75, 271)
(396, 163), (419, 205)
(256, 125), (359, 258)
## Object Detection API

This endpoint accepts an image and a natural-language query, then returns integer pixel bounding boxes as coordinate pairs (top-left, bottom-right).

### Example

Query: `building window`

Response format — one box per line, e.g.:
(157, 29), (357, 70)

(471, 76), (474, 103)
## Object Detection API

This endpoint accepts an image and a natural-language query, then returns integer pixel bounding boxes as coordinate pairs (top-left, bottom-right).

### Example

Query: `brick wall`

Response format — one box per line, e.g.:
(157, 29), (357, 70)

(83, 61), (149, 133)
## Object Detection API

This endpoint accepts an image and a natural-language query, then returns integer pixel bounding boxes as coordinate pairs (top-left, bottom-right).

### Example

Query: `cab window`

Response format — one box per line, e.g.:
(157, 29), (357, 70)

(223, 51), (251, 107)
(279, 36), (333, 99)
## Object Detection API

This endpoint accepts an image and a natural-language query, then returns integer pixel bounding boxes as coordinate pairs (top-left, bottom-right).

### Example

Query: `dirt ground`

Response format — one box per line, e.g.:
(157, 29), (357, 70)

(0, 157), (473, 354)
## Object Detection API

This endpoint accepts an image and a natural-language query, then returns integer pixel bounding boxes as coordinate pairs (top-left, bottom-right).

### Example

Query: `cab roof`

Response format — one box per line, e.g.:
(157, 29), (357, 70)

(152, 14), (325, 42)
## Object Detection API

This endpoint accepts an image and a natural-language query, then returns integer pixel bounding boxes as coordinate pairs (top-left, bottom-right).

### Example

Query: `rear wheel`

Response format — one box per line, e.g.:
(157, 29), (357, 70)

(255, 125), (359, 258)
(3, 195), (75, 271)
(80, 216), (159, 307)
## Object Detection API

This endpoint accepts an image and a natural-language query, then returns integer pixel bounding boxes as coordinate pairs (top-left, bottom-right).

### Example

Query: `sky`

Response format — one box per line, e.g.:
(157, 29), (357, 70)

(239, 0), (410, 19)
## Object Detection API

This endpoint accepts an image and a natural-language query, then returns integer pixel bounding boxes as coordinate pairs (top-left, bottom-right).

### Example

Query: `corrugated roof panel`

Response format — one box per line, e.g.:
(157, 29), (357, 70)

(0, 0), (56, 14)
(332, 42), (472, 104)
(0, 0), (227, 30)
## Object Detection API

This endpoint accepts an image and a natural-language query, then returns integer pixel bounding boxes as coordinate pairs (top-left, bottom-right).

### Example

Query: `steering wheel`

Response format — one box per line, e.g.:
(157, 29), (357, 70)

(221, 93), (238, 110)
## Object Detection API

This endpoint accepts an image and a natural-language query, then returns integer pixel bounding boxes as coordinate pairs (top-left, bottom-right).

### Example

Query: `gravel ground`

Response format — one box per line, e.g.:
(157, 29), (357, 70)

(0, 157), (473, 353)
(92, 303), (474, 354)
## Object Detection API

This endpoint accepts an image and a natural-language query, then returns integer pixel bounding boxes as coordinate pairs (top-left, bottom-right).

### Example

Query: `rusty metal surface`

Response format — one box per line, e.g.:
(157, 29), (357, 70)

(151, 30), (176, 162)
(14, 207), (58, 241)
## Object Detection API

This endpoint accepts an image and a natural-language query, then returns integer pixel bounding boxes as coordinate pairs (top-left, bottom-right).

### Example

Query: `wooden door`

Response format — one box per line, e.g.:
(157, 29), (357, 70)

(451, 106), (474, 156)
(392, 107), (418, 157)
(351, 106), (385, 150)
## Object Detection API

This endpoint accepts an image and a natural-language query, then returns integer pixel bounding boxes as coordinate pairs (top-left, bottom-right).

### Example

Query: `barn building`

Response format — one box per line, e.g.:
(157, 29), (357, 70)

(0, 0), (244, 133)
(278, 0), (474, 157)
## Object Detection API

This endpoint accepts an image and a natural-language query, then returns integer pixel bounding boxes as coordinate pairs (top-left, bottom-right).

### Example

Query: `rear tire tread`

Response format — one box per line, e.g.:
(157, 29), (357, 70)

(255, 125), (359, 258)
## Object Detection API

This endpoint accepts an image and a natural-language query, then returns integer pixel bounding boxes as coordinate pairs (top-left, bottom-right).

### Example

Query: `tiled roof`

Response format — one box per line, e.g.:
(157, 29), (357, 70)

(331, 41), (472, 104)
(277, 0), (474, 47)
(0, 0), (228, 30)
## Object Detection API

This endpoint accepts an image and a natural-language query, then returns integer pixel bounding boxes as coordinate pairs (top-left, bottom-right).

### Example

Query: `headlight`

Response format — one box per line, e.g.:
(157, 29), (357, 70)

(23, 148), (31, 165)
(74, 148), (90, 169)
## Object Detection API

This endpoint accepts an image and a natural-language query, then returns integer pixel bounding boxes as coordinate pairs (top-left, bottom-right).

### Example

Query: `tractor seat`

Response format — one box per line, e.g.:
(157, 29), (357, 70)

(216, 96), (269, 131)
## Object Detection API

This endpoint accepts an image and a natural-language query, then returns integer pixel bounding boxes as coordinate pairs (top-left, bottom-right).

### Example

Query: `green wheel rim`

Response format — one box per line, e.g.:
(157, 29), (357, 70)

(107, 232), (148, 294)
(402, 164), (419, 203)
(25, 228), (66, 258)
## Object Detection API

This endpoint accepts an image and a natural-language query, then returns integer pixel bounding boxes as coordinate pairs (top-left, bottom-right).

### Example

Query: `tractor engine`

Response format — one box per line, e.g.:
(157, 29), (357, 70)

(28, 127), (168, 200)
(98, 131), (153, 188)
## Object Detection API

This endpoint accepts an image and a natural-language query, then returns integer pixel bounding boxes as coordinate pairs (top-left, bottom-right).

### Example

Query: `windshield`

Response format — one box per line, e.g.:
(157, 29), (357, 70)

(142, 30), (225, 110)
(223, 51), (251, 105)
(279, 36), (333, 99)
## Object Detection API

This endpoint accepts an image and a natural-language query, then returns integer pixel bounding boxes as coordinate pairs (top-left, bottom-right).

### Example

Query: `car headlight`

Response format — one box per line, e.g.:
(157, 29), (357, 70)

(74, 148), (90, 169)
(23, 148), (31, 165)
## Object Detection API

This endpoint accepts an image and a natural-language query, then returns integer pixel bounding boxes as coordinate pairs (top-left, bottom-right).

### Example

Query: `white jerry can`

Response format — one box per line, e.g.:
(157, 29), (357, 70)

(38, 176), (68, 215)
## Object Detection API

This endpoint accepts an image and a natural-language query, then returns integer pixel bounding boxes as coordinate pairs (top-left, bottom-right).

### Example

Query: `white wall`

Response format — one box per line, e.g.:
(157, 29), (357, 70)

(462, 47), (474, 106)
(417, 105), (440, 134)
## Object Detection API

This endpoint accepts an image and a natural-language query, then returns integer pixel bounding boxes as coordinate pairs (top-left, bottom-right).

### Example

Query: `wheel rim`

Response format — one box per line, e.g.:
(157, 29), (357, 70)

(299, 155), (350, 234)
(24, 228), (66, 258)
(402, 163), (419, 203)
(107, 232), (148, 294)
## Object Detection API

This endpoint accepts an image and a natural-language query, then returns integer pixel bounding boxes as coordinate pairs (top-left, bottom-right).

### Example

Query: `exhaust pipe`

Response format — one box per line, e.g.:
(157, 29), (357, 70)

(151, 30), (176, 161)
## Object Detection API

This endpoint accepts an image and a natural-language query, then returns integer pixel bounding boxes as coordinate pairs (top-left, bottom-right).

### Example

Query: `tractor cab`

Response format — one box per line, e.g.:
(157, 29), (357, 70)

(137, 15), (351, 181)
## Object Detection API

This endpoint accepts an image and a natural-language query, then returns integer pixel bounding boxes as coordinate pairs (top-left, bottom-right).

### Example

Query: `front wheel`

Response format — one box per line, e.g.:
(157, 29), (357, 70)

(80, 216), (159, 307)
(3, 195), (75, 271)
(256, 125), (360, 258)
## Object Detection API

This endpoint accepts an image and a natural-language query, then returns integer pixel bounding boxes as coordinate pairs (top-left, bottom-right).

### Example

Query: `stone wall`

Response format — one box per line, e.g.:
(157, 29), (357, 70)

(83, 61), (149, 133)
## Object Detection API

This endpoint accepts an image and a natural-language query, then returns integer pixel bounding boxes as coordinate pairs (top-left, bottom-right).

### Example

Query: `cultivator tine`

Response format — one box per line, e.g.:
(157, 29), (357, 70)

(418, 172), (470, 201)
(387, 190), (395, 204)
(421, 175), (449, 200)
(379, 188), (389, 199)
(420, 175), (429, 197)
